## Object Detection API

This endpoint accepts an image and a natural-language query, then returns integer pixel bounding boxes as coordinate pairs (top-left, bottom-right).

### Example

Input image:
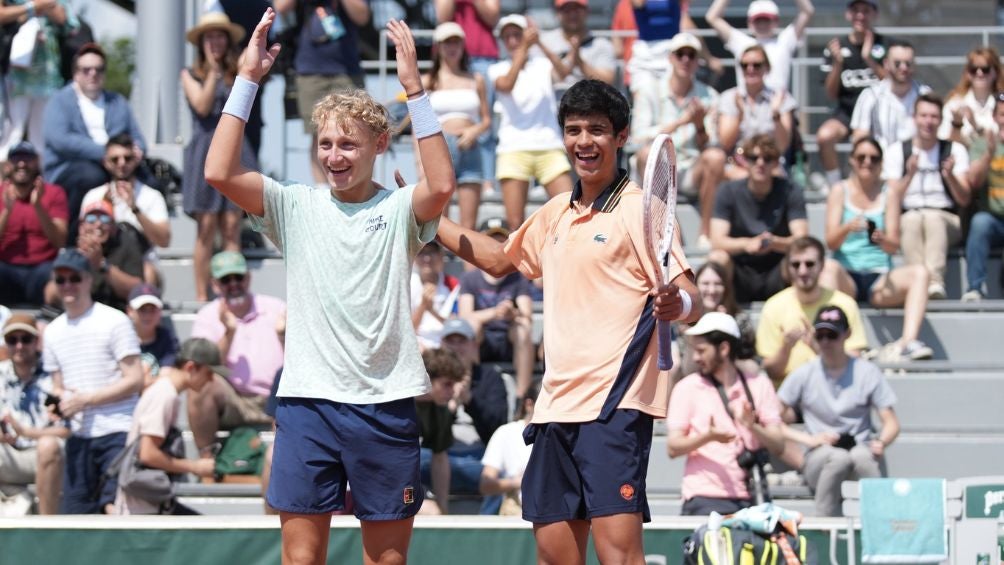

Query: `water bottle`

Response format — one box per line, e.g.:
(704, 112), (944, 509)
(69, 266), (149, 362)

(318, 9), (345, 42)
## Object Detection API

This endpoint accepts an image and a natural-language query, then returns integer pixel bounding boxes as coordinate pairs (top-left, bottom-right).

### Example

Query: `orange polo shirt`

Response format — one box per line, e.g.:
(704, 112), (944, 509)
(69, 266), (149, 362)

(504, 170), (692, 423)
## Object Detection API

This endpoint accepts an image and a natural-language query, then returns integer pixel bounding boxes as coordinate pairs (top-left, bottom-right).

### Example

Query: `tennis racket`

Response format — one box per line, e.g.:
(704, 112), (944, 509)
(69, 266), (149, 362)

(641, 134), (679, 370)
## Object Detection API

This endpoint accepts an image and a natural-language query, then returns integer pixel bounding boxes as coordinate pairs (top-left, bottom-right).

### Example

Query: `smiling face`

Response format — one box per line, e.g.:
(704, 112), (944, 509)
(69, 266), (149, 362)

(500, 25), (524, 53)
(104, 143), (138, 180)
(739, 50), (769, 92)
(562, 113), (626, 186)
(437, 36), (466, 64)
(787, 246), (823, 292)
(696, 267), (726, 312)
(885, 45), (914, 85)
(670, 47), (699, 80)
(849, 140), (883, 182)
(966, 52), (998, 93)
(846, 2), (877, 33)
(5, 330), (38, 365)
(53, 267), (90, 308)
(73, 52), (106, 97)
(914, 99), (941, 142)
(316, 118), (388, 199)
(690, 336), (727, 376)
(748, 15), (778, 38)
(557, 3), (587, 36)
(5, 153), (40, 190)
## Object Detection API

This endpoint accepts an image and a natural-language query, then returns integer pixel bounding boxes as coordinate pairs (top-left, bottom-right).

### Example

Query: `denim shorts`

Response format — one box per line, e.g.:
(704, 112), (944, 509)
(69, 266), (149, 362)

(444, 132), (485, 184)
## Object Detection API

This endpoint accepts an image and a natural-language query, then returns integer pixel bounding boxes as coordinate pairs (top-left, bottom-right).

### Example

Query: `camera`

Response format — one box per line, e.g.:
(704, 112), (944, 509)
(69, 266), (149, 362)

(737, 448), (772, 505)
(737, 448), (769, 470)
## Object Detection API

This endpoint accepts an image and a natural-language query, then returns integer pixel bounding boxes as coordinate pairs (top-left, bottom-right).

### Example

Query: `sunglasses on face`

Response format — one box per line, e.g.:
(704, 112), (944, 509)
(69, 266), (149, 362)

(790, 260), (817, 270)
(748, 152), (778, 164)
(108, 155), (135, 164)
(219, 274), (245, 285)
(674, 48), (698, 61)
(5, 334), (36, 346)
(741, 61), (766, 72)
(84, 213), (113, 225)
(55, 274), (83, 285)
(969, 65), (992, 75)
(815, 330), (840, 341)
(853, 153), (881, 165)
(77, 65), (106, 75)
(891, 60), (913, 69)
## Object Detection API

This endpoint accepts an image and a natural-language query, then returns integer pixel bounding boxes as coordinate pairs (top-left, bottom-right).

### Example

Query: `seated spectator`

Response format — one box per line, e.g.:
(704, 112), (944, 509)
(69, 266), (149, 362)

(941, 47), (1003, 149)
(489, 15), (573, 228)
(113, 338), (225, 515)
(458, 218), (534, 397)
(850, 40), (930, 149)
(417, 347), (467, 515)
(411, 241), (460, 350)
(756, 236), (868, 383)
(187, 251), (284, 452)
(778, 305), (899, 517)
(125, 284), (179, 389)
(479, 381), (539, 515)
(42, 42), (147, 233)
(815, 0), (887, 189)
(705, 0), (814, 94)
(963, 96), (1004, 301)
(0, 313), (70, 515)
(717, 45), (797, 167)
(708, 135), (808, 303)
(884, 94), (971, 299)
(667, 313), (784, 516)
(440, 318), (511, 448)
(819, 137), (933, 362)
(538, 0), (617, 100)
(631, 32), (724, 247)
(0, 141), (68, 306)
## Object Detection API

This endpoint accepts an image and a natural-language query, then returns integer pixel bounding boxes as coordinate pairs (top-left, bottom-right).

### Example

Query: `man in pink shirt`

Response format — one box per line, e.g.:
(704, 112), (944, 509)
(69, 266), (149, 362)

(667, 312), (784, 516)
(188, 251), (285, 452)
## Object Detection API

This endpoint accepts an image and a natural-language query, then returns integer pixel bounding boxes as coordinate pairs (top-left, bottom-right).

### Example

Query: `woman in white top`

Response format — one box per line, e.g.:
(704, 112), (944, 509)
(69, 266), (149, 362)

(941, 47), (1004, 148)
(416, 22), (492, 231)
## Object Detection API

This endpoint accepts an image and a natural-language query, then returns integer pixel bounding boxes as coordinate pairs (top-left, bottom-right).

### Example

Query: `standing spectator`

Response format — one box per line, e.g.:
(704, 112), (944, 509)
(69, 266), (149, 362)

(0, 313), (69, 515)
(458, 218), (535, 398)
(479, 381), (538, 515)
(125, 284), (179, 389)
(705, 0), (814, 94)
(411, 241), (461, 350)
(963, 96), (1004, 301)
(273, 0), (369, 186)
(850, 40), (930, 149)
(777, 305), (899, 517)
(631, 32), (724, 247)
(884, 94), (971, 299)
(611, 0), (637, 88)
(941, 47), (1003, 148)
(44, 247), (144, 514)
(815, 0), (888, 189)
(0, 141), (68, 307)
(417, 347), (466, 514)
(42, 43), (147, 233)
(708, 135), (808, 303)
(756, 236), (868, 383)
(820, 137), (933, 361)
(627, 0), (695, 96)
(113, 338), (224, 515)
(718, 45), (797, 162)
(667, 313), (784, 516)
(539, 0), (617, 99)
(489, 14), (574, 228)
(187, 251), (284, 452)
(181, 13), (256, 303)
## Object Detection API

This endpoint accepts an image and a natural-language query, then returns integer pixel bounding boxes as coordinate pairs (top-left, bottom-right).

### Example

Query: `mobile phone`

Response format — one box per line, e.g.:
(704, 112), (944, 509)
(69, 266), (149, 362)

(834, 433), (857, 450)
(866, 220), (877, 244)
(44, 394), (63, 418)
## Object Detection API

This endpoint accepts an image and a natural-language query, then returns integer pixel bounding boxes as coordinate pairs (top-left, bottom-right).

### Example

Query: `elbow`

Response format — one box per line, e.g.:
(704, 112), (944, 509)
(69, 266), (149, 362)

(666, 444), (684, 459)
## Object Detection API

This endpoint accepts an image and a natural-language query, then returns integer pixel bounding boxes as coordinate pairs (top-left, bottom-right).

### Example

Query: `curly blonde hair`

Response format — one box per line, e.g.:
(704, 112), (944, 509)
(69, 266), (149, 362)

(311, 89), (391, 138)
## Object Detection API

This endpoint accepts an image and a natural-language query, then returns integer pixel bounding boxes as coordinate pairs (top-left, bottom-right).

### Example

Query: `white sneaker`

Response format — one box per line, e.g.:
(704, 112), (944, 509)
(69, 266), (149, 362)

(901, 340), (934, 361)
(696, 234), (712, 251)
(927, 283), (947, 300)
(961, 289), (984, 303)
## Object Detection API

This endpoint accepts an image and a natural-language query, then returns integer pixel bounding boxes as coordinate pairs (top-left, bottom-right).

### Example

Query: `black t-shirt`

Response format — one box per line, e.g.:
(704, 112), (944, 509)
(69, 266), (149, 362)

(712, 177), (807, 268)
(141, 325), (180, 372)
(416, 400), (454, 453)
(465, 363), (510, 445)
(459, 270), (533, 335)
(91, 224), (146, 310)
(821, 33), (888, 116)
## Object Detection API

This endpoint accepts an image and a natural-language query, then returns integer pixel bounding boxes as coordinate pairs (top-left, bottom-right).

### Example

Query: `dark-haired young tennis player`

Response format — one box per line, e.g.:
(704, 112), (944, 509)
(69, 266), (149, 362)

(437, 79), (701, 564)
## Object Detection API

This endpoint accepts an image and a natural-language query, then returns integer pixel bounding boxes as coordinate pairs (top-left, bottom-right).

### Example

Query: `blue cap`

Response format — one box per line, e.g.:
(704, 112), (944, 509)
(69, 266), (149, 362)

(52, 248), (91, 274)
(8, 141), (37, 158)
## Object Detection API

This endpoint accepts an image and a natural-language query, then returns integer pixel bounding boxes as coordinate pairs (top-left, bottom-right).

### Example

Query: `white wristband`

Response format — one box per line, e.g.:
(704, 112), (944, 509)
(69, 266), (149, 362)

(407, 93), (442, 139)
(222, 76), (259, 123)
(677, 289), (692, 320)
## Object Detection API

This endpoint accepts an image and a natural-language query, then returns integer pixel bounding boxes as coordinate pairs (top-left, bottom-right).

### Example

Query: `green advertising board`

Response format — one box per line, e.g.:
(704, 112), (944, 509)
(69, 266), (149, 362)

(965, 484), (1004, 519)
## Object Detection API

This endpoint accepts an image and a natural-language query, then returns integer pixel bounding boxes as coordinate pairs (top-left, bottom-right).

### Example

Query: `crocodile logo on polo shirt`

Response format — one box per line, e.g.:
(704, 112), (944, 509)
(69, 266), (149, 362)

(593, 233), (608, 244)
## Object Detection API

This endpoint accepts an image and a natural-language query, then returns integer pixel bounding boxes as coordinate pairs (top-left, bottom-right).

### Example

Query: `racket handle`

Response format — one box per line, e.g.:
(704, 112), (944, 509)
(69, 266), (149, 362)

(657, 319), (673, 370)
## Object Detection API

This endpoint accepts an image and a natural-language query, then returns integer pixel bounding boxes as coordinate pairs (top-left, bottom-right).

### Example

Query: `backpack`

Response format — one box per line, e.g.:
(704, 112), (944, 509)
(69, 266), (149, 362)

(682, 525), (816, 565)
(901, 139), (959, 210)
(106, 427), (185, 505)
(214, 426), (266, 477)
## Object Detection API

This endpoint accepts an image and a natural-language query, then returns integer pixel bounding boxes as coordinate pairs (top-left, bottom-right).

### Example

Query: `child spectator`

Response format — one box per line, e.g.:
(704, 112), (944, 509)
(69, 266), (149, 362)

(417, 347), (467, 514)
(125, 284), (179, 388)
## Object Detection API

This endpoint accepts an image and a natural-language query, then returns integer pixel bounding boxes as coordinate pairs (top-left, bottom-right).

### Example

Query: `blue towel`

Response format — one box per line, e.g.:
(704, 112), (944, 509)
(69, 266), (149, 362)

(860, 478), (947, 563)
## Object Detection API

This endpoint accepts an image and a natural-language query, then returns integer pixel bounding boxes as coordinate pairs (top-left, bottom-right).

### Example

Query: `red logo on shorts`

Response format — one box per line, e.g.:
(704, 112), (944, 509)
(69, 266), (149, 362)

(620, 484), (635, 501)
(403, 486), (415, 505)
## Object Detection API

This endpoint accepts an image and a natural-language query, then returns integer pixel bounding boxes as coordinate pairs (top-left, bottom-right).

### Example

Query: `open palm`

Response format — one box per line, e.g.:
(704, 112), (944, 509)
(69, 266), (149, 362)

(239, 7), (282, 82)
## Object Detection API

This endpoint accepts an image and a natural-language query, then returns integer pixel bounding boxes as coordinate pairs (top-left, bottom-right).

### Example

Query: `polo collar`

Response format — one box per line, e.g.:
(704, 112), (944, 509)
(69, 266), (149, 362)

(569, 168), (631, 213)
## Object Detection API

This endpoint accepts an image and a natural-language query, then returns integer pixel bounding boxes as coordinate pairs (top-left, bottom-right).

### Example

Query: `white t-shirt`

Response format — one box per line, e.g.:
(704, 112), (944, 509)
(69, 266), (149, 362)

(725, 25), (800, 94)
(488, 57), (565, 153)
(43, 302), (141, 438)
(80, 182), (169, 242)
(882, 141), (970, 210)
(409, 272), (460, 350)
(537, 29), (616, 93)
(481, 420), (533, 503)
(113, 376), (179, 515)
(75, 90), (109, 146)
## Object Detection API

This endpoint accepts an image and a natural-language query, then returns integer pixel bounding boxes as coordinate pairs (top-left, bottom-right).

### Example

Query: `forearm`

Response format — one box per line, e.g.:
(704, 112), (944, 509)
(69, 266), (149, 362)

(667, 432), (710, 458)
(824, 67), (841, 100)
(33, 206), (67, 248)
(217, 329), (235, 359)
(0, 209), (11, 240)
(479, 473), (518, 496)
(773, 115), (792, 154)
(340, 0), (370, 27)
(752, 423), (785, 454)
(762, 347), (793, 382)
(713, 235), (757, 255)
(945, 175), (971, 207)
(434, 0), (455, 21)
(105, 263), (143, 299)
(781, 423), (818, 448)
(15, 424), (70, 441)
(969, 153), (991, 189)
(437, 217), (516, 277)
(431, 451), (451, 513)
(538, 42), (571, 80)
(472, 0), (500, 26)
(495, 48), (528, 93)
(186, 74), (220, 118)
(136, 216), (170, 247)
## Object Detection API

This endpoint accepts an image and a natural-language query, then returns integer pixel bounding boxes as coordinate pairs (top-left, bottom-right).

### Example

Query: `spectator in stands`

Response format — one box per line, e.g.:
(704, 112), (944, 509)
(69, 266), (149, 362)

(412, 241), (461, 350)
(181, 13), (255, 303)
(611, 0), (637, 89)
(756, 236), (868, 383)
(42, 42), (147, 233)
(479, 380), (538, 515)
(187, 251), (284, 452)
(458, 218), (534, 397)
(539, 0), (617, 100)
(627, 0), (706, 96)
(941, 47), (1003, 149)
(668, 312), (784, 516)
(0, 141), (68, 307)
(274, 0), (369, 186)
(717, 45), (797, 165)
(884, 94), (971, 299)
(963, 95), (1004, 302)
(815, 0), (888, 189)
(705, 0), (814, 94)
(632, 32), (724, 248)
(489, 14), (574, 228)
(113, 338), (224, 515)
(709, 135), (808, 303)
(850, 40), (930, 149)
(417, 347), (467, 514)
(777, 305), (899, 517)
(820, 137), (934, 361)
(419, 22), (491, 231)
(0, 313), (69, 515)
(44, 247), (144, 514)
(125, 284), (179, 389)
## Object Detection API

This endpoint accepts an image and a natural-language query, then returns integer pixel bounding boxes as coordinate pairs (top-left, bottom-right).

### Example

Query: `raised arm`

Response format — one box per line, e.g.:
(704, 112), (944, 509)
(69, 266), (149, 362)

(792, 0), (815, 39)
(705, 0), (735, 43)
(438, 217), (517, 277)
(204, 8), (282, 217)
(341, 0), (371, 27)
(495, 29), (535, 93)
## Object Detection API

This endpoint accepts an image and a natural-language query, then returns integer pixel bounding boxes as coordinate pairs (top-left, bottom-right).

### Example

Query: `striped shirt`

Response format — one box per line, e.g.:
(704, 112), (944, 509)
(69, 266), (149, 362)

(43, 303), (141, 438)
(850, 79), (931, 148)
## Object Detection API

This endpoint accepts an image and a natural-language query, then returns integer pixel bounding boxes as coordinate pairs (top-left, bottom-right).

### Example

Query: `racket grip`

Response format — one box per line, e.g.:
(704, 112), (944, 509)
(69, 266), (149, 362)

(657, 319), (673, 370)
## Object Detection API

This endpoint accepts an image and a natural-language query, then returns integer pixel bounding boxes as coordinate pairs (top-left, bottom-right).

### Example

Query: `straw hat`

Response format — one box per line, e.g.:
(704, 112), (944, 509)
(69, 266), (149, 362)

(186, 12), (245, 46)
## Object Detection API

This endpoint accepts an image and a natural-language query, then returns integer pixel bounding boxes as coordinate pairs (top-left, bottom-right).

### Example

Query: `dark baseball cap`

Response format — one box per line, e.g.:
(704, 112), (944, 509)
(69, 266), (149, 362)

(128, 283), (163, 310)
(478, 217), (511, 238)
(814, 305), (850, 334)
(52, 247), (91, 274)
(8, 141), (38, 158)
(847, 0), (878, 9)
(178, 338), (231, 377)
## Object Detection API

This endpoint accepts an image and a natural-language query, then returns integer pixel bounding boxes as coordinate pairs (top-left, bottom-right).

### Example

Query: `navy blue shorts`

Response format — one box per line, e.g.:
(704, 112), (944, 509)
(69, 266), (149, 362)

(521, 409), (653, 524)
(266, 397), (424, 520)
(848, 270), (884, 303)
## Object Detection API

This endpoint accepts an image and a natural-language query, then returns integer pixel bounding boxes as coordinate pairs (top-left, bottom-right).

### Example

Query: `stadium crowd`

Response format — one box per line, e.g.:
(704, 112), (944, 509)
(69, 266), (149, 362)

(0, 0), (1002, 522)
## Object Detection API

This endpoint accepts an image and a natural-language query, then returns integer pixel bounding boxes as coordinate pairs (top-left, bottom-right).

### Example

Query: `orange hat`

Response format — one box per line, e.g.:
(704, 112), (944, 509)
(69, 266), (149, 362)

(555, 0), (587, 6)
(80, 199), (114, 219)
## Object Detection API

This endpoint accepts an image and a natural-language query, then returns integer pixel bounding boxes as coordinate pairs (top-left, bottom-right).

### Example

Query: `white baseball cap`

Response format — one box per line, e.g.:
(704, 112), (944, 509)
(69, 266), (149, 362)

(747, 0), (780, 19)
(496, 14), (528, 35)
(667, 32), (701, 54)
(433, 22), (465, 43)
(684, 312), (741, 339)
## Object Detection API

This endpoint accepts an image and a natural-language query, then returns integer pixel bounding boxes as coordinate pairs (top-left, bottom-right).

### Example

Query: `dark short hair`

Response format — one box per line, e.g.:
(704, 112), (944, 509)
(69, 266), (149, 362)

(73, 42), (106, 69)
(914, 92), (944, 114)
(887, 39), (914, 53)
(558, 79), (631, 135)
(787, 236), (826, 262)
(741, 44), (771, 70)
(106, 133), (134, 150)
(698, 330), (740, 362)
(851, 137), (883, 160)
(422, 348), (465, 383)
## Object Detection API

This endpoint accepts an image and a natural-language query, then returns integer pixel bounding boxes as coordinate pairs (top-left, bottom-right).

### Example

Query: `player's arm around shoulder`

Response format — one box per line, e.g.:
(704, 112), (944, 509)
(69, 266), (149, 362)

(205, 8), (282, 217)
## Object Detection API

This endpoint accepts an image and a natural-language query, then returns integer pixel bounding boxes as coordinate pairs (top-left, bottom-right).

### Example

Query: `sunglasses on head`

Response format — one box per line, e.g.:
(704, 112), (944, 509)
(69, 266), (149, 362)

(741, 61), (766, 71)
(790, 260), (817, 269)
(84, 213), (113, 225)
(5, 334), (36, 346)
(969, 65), (992, 75)
(853, 153), (881, 165)
(55, 274), (83, 285)
(814, 330), (840, 341)
(219, 274), (245, 285)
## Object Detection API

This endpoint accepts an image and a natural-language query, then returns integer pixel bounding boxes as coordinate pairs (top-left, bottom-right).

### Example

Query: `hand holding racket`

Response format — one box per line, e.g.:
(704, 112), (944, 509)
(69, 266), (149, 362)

(642, 134), (679, 370)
